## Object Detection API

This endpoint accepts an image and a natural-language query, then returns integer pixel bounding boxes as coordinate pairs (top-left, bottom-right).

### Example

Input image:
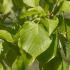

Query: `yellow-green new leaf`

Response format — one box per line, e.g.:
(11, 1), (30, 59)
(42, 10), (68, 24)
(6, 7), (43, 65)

(47, 17), (58, 36)
(49, 17), (58, 36)
(42, 17), (58, 36)
(60, 1), (70, 13)
(18, 21), (52, 58)
(0, 30), (14, 43)
(0, 41), (3, 54)
(20, 6), (46, 18)
(2, 0), (13, 14)
(23, 0), (40, 7)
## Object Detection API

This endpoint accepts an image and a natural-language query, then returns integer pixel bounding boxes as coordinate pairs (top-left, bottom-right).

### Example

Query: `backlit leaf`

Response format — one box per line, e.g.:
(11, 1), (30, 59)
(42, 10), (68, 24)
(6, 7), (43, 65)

(42, 17), (58, 36)
(0, 30), (14, 43)
(60, 1), (70, 13)
(18, 21), (52, 58)
(23, 0), (40, 7)
(2, 0), (13, 14)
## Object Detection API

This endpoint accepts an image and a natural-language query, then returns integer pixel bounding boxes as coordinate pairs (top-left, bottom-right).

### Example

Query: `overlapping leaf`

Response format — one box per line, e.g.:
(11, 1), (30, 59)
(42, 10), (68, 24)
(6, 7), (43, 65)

(0, 40), (3, 54)
(42, 17), (58, 36)
(12, 51), (33, 70)
(23, 0), (40, 7)
(37, 34), (57, 68)
(42, 53), (62, 70)
(0, 41), (20, 70)
(2, 0), (13, 14)
(17, 21), (52, 58)
(0, 30), (14, 43)
(60, 1), (70, 13)
(12, 0), (24, 9)
(20, 6), (46, 19)
(0, 0), (70, 70)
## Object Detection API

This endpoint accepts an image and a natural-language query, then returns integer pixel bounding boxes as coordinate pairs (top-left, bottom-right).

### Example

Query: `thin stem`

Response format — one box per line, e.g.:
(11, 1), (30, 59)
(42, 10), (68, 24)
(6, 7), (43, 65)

(64, 21), (68, 39)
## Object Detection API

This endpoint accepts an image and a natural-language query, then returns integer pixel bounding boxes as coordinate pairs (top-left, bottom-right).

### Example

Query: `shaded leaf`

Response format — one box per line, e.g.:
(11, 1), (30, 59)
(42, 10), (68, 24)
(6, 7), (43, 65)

(37, 34), (57, 68)
(0, 41), (20, 69)
(0, 64), (3, 70)
(0, 40), (3, 54)
(12, 0), (24, 9)
(12, 51), (33, 70)
(42, 53), (62, 70)
(42, 17), (58, 36)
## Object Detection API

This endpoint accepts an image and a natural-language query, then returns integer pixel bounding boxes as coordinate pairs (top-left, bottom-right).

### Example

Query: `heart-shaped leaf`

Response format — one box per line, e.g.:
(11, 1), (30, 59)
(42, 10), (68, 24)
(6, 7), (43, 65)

(17, 21), (52, 58)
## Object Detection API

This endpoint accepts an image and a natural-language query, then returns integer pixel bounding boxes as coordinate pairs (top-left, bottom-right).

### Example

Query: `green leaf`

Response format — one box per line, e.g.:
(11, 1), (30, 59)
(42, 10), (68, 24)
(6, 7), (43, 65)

(58, 14), (65, 35)
(20, 6), (46, 19)
(0, 40), (3, 54)
(39, 0), (49, 13)
(2, 0), (13, 14)
(17, 21), (52, 58)
(59, 34), (70, 65)
(0, 0), (3, 13)
(64, 18), (70, 40)
(34, 0), (40, 6)
(12, 0), (24, 9)
(0, 64), (3, 70)
(0, 41), (20, 69)
(42, 17), (58, 36)
(40, 18), (49, 32)
(0, 30), (14, 43)
(37, 34), (57, 68)
(42, 53), (62, 70)
(12, 50), (33, 70)
(60, 1), (70, 13)
(62, 60), (69, 70)
(49, 17), (58, 35)
(23, 0), (40, 7)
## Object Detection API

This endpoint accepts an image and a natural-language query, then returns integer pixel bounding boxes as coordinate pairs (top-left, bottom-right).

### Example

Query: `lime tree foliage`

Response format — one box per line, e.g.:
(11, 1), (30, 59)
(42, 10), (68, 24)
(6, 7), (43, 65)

(0, 0), (70, 70)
